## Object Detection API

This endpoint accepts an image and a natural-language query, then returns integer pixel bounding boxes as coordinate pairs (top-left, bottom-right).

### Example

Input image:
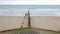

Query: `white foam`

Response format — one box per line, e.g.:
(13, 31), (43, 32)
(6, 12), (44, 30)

(0, 9), (60, 16)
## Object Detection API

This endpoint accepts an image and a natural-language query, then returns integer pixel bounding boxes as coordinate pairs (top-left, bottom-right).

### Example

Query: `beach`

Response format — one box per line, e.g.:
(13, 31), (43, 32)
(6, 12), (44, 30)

(0, 16), (60, 31)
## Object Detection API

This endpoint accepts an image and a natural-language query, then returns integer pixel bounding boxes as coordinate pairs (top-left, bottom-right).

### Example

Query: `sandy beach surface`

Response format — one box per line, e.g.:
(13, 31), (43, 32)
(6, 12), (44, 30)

(0, 16), (60, 31)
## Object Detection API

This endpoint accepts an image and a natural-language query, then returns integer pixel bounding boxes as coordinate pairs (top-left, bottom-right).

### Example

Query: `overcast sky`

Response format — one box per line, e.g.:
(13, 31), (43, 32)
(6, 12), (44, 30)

(0, 0), (60, 5)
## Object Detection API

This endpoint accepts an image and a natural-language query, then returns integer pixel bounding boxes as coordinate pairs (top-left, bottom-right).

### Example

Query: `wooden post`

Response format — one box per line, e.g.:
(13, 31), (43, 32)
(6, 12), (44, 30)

(28, 9), (31, 28)
(21, 9), (31, 28)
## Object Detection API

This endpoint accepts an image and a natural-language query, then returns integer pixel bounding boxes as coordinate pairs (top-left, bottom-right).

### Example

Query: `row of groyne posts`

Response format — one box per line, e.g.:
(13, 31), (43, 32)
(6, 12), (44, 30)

(21, 9), (31, 28)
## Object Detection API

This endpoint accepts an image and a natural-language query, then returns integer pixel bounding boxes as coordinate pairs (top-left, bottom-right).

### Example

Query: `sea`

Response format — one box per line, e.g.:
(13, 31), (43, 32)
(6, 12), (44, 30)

(0, 5), (60, 16)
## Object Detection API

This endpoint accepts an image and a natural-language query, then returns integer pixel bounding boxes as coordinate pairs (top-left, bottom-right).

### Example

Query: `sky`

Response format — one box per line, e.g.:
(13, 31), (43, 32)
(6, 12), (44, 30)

(0, 0), (60, 5)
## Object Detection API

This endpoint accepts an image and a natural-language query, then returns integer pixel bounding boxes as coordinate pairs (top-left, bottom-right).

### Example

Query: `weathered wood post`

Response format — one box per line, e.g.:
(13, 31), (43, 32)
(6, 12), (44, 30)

(21, 9), (31, 28)
(28, 9), (31, 28)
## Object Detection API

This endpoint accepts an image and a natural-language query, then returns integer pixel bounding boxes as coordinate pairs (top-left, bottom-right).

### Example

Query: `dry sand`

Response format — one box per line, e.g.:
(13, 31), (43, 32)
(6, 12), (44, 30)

(0, 16), (60, 31)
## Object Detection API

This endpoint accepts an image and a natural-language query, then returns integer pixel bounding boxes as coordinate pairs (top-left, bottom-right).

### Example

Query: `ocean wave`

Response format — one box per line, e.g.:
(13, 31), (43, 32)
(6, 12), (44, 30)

(0, 9), (60, 16)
